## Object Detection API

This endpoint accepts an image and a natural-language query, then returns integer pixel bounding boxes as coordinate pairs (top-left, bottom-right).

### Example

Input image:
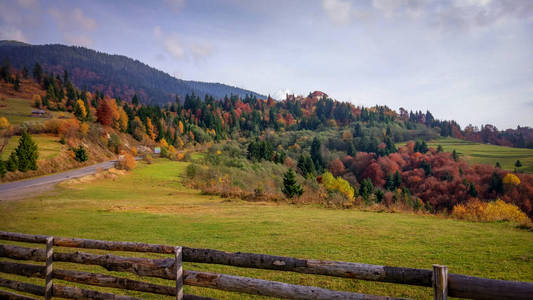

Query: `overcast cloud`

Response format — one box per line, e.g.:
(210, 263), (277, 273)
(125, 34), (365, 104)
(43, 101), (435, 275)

(0, 0), (531, 129)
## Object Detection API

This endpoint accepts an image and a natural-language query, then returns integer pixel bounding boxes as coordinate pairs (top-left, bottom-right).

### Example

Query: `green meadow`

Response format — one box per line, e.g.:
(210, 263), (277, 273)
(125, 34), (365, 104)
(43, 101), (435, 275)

(1, 159), (532, 299)
(0, 97), (69, 126)
(0, 134), (63, 160)
(427, 137), (533, 173)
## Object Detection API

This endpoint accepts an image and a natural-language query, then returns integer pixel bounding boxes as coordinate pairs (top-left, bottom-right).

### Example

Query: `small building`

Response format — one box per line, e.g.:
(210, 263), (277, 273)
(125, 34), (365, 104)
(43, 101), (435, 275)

(310, 91), (328, 100)
(154, 147), (161, 154)
(31, 109), (46, 117)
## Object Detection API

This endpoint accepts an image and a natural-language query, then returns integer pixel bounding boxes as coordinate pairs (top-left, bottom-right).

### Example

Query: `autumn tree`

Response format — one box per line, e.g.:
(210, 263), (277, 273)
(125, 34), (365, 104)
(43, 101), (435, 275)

(145, 117), (156, 140)
(96, 98), (118, 126)
(282, 168), (303, 199)
(117, 106), (128, 132)
(0, 117), (9, 129)
(73, 99), (87, 120)
(15, 131), (38, 172)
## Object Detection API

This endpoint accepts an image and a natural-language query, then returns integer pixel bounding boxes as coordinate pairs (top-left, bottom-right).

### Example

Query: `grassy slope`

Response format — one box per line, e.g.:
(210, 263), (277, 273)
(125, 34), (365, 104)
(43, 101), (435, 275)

(428, 137), (533, 173)
(0, 134), (63, 160)
(1, 159), (532, 299)
(0, 97), (70, 126)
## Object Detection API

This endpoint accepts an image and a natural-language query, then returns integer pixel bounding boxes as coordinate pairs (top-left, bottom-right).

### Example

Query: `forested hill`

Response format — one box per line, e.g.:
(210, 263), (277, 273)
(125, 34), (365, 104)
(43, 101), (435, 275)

(0, 40), (265, 104)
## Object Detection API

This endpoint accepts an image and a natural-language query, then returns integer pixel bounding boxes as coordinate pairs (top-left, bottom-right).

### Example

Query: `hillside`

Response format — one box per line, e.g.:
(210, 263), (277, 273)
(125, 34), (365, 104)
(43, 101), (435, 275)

(0, 40), (265, 104)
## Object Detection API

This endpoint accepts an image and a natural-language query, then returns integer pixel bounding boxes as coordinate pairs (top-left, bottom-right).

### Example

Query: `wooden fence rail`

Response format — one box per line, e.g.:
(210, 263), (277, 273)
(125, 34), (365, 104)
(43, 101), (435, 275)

(0, 231), (532, 299)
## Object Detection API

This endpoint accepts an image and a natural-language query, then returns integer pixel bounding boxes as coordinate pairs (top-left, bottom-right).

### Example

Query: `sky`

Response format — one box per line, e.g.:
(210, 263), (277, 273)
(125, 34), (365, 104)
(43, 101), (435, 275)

(0, 0), (532, 129)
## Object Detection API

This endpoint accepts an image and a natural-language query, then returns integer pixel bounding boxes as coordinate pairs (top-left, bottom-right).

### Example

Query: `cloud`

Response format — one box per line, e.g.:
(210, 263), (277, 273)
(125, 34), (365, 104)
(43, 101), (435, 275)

(153, 26), (213, 61)
(63, 33), (93, 47)
(274, 89), (293, 100)
(189, 42), (213, 61)
(322, 0), (354, 25)
(321, 0), (533, 29)
(50, 7), (96, 31)
(164, 0), (185, 13)
(0, 25), (27, 42)
(16, 0), (39, 9)
(163, 35), (185, 59)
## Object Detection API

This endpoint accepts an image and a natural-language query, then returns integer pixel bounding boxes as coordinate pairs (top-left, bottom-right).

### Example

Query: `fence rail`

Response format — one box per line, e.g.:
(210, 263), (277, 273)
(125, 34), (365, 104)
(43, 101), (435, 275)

(0, 231), (531, 299)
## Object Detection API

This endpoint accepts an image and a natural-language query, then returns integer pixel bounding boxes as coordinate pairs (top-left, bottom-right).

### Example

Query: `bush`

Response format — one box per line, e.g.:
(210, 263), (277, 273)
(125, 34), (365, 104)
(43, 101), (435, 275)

(117, 153), (136, 171)
(74, 145), (88, 162)
(0, 160), (6, 177)
(452, 199), (531, 225)
(186, 163), (199, 178)
(144, 154), (153, 164)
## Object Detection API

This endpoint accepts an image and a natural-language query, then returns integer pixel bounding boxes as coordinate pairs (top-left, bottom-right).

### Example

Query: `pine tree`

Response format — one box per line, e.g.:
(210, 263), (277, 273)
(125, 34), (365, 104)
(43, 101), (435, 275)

(515, 160), (522, 172)
(33, 63), (43, 82)
(6, 152), (18, 172)
(282, 169), (303, 199)
(495, 162), (501, 169)
(74, 146), (88, 162)
(0, 160), (6, 177)
(437, 145), (443, 153)
(310, 137), (324, 172)
(13, 74), (20, 91)
(452, 149), (458, 161)
(16, 131), (38, 172)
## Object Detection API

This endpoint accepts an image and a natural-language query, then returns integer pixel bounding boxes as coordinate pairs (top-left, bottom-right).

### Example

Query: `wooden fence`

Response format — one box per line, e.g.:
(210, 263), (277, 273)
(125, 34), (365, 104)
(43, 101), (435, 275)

(0, 231), (531, 300)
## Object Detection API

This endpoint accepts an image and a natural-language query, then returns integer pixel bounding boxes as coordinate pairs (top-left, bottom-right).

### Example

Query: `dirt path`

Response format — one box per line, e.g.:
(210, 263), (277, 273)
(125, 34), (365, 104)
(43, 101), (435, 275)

(0, 160), (117, 200)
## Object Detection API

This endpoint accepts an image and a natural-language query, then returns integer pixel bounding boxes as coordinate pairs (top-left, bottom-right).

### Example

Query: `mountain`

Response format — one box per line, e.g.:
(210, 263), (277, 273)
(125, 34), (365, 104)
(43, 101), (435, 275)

(0, 41), (265, 104)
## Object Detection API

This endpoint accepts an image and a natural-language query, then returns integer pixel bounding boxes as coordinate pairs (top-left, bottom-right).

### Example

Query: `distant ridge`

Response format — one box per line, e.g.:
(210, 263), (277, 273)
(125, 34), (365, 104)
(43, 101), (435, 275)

(0, 41), (265, 104)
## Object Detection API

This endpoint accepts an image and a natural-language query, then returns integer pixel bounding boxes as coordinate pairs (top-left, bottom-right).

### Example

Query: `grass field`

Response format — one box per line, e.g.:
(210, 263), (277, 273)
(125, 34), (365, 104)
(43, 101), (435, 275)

(1, 159), (532, 299)
(0, 97), (70, 125)
(0, 134), (63, 160)
(425, 137), (533, 173)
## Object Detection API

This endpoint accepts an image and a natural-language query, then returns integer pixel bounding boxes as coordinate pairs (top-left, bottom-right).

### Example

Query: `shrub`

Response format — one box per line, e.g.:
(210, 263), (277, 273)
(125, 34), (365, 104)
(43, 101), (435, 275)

(117, 153), (136, 171)
(0, 116), (9, 129)
(144, 154), (153, 164)
(186, 163), (199, 178)
(452, 199), (531, 225)
(282, 168), (304, 199)
(74, 146), (88, 162)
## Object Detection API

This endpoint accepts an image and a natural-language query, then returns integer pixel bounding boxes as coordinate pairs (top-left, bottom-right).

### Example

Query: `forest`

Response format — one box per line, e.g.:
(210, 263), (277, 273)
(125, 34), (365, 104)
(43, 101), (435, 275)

(1, 59), (532, 223)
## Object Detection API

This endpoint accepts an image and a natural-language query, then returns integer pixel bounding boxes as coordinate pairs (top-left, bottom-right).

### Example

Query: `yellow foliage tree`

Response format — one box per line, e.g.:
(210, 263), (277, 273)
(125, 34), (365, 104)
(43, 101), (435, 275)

(117, 106), (128, 132)
(342, 130), (352, 142)
(322, 171), (354, 200)
(176, 136), (184, 149)
(80, 122), (90, 136)
(178, 121), (184, 135)
(503, 173), (520, 186)
(160, 138), (169, 149)
(0, 117), (10, 129)
(146, 117), (156, 140)
(74, 99), (87, 119)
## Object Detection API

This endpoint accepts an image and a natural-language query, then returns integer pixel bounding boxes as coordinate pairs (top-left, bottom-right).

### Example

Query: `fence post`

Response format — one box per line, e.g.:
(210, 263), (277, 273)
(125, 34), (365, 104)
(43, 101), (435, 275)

(45, 236), (54, 300)
(175, 246), (183, 300)
(433, 264), (448, 300)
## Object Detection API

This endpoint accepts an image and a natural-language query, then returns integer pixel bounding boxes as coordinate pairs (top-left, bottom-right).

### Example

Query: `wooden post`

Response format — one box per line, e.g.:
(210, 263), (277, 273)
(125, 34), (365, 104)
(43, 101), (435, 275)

(45, 236), (53, 300)
(433, 264), (448, 300)
(175, 246), (183, 300)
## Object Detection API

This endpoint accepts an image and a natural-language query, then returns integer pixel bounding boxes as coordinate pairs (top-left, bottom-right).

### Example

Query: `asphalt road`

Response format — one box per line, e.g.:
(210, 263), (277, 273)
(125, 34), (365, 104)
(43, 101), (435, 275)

(0, 160), (117, 200)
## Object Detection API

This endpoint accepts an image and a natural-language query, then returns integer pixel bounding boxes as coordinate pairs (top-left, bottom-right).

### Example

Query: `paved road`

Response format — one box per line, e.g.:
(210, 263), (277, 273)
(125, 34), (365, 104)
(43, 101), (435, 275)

(0, 160), (117, 200)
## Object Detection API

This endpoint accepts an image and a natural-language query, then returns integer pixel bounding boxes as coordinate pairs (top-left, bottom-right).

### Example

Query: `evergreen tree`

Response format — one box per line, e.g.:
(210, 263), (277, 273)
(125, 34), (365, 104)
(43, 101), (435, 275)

(495, 162), (501, 169)
(22, 66), (28, 79)
(6, 152), (18, 172)
(489, 171), (503, 195)
(74, 146), (88, 162)
(33, 63), (43, 82)
(467, 182), (478, 198)
(0, 160), (6, 177)
(360, 178), (374, 202)
(437, 145), (443, 153)
(347, 141), (357, 157)
(515, 160), (522, 172)
(452, 149), (458, 161)
(297, 154), (316, 178)
(310, 137), (324, 172)
(13, 74), (20, 91)
(393, 170), (402, 188)
(15, 131), (39, 172)
(282, 169), (303, 199)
